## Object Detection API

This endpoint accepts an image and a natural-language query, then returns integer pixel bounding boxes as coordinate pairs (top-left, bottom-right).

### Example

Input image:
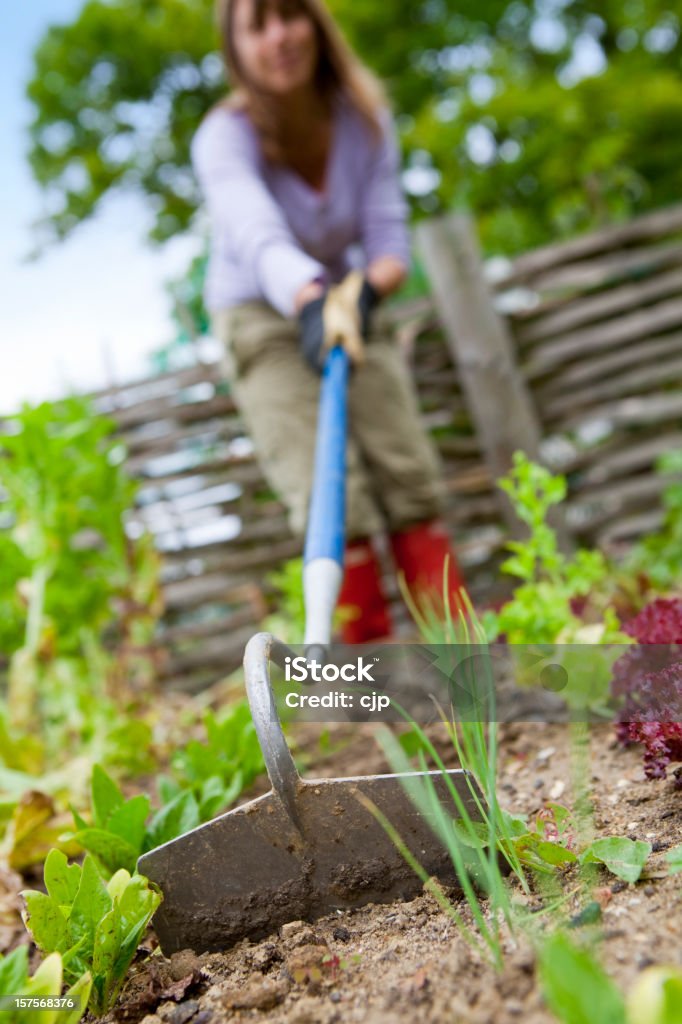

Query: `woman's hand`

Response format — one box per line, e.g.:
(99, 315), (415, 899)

(298, 270), (379, 373)
(365, 255), (408, 299)
(294, 279), (325, 314)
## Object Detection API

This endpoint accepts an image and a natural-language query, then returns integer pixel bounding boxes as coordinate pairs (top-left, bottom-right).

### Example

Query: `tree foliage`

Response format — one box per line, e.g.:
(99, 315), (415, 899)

(27, 0), (219, 246)
(26, 0), (682, 254)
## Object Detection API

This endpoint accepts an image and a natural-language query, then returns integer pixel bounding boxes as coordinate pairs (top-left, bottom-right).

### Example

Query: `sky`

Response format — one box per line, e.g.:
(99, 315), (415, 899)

(0, 1), (201, 415)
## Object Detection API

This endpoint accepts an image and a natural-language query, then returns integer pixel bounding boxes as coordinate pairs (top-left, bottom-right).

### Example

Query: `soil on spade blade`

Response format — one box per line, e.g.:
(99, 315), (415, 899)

(102, 720), (681, 1024)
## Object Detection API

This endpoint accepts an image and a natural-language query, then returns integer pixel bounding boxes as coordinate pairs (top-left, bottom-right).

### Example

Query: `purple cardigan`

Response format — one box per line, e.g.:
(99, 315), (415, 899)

(191, 94), (411, 318)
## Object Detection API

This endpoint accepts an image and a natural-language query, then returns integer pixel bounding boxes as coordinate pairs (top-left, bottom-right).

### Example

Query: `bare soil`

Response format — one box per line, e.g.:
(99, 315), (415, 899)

(102, 720), (681, 1024)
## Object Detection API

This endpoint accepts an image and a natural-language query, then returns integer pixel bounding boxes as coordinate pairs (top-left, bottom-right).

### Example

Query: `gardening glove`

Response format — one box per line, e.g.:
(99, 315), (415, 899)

(298, 270), (380, 374)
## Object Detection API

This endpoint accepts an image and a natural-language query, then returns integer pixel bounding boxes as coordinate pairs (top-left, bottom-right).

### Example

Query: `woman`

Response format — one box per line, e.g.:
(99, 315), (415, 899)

(192, 0), (465, 642)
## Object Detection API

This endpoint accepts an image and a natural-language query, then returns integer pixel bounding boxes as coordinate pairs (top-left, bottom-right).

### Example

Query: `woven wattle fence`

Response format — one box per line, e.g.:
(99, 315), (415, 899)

(13, 204), (682, 690)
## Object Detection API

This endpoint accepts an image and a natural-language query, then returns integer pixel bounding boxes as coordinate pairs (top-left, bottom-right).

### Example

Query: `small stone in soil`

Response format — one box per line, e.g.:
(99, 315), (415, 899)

(537, 746), (555, 762)
(280, 920), (307, 940)
(250, 942), (281, 972)
(169, 951), (202, 983)
(286, 944), (330, 976)
(288, 926), (321, 947)
(192, 1013), (213, 1024)
(161, 999), (199, 1024)
(518, 955), (535, 975)
(643, 885), (655, 897)
(221, 975), (289, 1011)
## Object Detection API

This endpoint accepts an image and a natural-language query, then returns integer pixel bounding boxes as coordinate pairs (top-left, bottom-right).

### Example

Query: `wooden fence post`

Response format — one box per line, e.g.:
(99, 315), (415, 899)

(416, 213), (570, 544)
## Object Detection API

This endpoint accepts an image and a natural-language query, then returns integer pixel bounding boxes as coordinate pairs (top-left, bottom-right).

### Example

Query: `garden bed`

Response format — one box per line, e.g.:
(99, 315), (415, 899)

(99, 720), (681, 1024)
(2, 416), (680, 1024)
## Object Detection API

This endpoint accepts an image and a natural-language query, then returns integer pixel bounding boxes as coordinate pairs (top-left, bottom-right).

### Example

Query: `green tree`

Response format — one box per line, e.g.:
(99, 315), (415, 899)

(26, 0), (682, 256)
(27, 0), (219, 247)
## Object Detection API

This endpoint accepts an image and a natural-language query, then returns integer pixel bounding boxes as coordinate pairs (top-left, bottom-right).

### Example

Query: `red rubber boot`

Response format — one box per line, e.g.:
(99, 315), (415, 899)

(336, 539), (392, 644)
(389, 520), (467, 617)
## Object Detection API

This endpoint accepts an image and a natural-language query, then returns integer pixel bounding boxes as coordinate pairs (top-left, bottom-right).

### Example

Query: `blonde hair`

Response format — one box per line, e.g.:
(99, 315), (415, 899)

(214, 0), (387, 162)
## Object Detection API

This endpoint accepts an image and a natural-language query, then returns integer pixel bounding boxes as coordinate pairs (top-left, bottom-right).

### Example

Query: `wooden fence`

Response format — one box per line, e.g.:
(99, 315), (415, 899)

(417, 204), (682, 549)
(7, 205), (682, 690)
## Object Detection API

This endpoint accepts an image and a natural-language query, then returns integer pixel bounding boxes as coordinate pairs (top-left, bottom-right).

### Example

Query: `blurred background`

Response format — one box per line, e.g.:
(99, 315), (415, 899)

(3, 0), (681, 413)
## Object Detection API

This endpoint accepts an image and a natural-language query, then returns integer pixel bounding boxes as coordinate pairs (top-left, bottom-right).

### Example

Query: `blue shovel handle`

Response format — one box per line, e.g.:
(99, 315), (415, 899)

(304, 346), (349, 565)
(303, 346), (349, 648)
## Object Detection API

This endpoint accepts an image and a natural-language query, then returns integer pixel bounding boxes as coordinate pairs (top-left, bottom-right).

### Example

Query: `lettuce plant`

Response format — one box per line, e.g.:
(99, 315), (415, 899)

(0, 397), (160, 782)
(70, 765), (199, 876)
(0, 947), (91, 1024)
(165, 702), (264, 821)
(72, 706), (265, 878)
(612, 598), (682, 782)
(22, 850), (161, 1016)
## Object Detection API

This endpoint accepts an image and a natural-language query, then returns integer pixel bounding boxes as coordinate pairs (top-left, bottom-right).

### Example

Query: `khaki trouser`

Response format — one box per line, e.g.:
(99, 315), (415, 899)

(212, 301), (445, 540)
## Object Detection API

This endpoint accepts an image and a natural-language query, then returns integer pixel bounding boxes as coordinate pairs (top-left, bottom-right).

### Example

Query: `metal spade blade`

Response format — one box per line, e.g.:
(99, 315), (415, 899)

(138, 633), (485, 954)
